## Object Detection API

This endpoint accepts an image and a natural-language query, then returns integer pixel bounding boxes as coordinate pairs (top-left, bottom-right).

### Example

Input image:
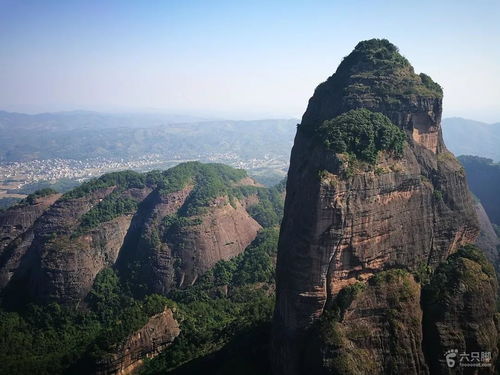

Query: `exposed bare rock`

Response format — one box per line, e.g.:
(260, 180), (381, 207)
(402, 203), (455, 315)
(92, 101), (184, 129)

(115, 186), (195, 294)
(0, 186), (145, 306)
(30, 215), (133, 305)
(94, 307), (180, 375)
(168, 198), (262, 289)
(1, 163), (267, 307)
(121, 190), (262, 295)
(272, 39), (480, 374)
(305, 271), (428, 375)
(0, 193), (61, 255)
(0, 193), (61, 288)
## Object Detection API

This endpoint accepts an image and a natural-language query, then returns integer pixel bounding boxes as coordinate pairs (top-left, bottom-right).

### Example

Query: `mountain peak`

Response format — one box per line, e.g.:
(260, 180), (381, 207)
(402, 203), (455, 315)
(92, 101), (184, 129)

(272, 40), (481, 375)
(301, 39), (442, 131)
(343, 38), (411, 70)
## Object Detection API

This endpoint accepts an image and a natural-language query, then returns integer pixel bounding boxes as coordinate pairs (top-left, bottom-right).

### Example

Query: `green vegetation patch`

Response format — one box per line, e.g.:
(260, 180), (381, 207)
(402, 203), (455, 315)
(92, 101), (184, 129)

(140, 227), (279, 374)
(176, 163), (247, 216)
(76, 191), (138, 234)
(70, 162), (253, 234)
(0, 164), (284, 375)
(235, 179), (285, 227)
(63, 170), (146, 200)
(422, 244), (496, 306)
(168, 227), (279, 304)
(317, 108), (406, 163)
(0, 268), (176, 375)
(17, 188), (58, 206)
(340, 39), (443, 100)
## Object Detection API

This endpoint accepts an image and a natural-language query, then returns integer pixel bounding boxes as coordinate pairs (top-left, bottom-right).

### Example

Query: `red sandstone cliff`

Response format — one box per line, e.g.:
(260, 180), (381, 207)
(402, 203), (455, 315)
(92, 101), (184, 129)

(272, 39), (483, 375)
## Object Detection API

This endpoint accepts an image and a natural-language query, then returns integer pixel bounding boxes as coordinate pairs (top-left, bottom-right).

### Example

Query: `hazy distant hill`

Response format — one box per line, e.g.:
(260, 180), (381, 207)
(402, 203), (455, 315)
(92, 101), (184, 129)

(0, 110), (297, 162)
(458, 155), (500, 226)
(442, 117), (500, 161)
(0, 110), (209, 131)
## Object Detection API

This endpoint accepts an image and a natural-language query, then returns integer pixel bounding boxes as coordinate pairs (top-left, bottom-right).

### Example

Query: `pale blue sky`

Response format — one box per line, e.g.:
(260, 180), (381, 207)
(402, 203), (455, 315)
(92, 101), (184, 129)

(1, 0), (499, 121)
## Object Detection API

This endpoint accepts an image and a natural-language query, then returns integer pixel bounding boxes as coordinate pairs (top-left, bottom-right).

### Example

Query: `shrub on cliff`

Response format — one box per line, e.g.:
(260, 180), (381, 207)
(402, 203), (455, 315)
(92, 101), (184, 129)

(317, 108), (406, 163)
(18, 187), (58, 206)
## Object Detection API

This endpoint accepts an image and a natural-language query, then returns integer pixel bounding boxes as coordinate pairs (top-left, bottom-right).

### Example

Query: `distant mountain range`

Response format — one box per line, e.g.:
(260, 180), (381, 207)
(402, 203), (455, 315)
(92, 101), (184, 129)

(442, 117), (500, 161)
(459, 155), (500, 226)
(2, 111), (499, 163)
(0, 110), (297, 162)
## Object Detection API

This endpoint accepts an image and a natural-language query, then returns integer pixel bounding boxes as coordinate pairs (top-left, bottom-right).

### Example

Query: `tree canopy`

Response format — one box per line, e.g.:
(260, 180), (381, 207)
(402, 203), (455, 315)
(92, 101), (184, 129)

(317, 108), (406, 163)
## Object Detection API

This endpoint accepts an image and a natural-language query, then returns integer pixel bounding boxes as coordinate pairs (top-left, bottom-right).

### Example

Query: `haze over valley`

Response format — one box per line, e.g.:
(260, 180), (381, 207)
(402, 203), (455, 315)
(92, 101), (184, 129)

(1, 2), (500, 375)
(1, 111), (498, 210)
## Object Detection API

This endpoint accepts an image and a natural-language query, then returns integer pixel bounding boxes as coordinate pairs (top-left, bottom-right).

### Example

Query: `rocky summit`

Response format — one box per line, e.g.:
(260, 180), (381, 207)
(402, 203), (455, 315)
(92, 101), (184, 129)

(271, 39), (491, 374)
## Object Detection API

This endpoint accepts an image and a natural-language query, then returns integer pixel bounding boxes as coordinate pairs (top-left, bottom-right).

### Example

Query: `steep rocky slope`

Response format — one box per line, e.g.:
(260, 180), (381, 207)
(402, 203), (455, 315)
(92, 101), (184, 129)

(304, 270), (426, 374)
(272, 39), (488, 374)
(0, 191), (61, 288)
(422, 246), (498, 374)
(474, 201), (500, 272)
(94, 307), (180, 375)
(0, 162), (273, 307)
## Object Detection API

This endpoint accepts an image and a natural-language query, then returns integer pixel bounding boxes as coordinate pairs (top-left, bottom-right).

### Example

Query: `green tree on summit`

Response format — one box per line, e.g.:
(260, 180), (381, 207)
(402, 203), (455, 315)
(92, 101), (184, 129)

(317, 108), (406, 163)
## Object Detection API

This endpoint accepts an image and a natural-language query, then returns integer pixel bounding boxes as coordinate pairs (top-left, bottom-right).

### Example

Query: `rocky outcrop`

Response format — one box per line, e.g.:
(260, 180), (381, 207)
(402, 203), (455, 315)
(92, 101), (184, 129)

(272, 39), (481, 374)
(165, 198), (261, 289)
(0, 193), (61, 288)
(422, 246), (498, 374)
(0, 193), (61, 253)
(302, 247), (499, 375)
(30, 215), (134, 304)
(94, 307), (180, 375)
(304, 270), (427, 375)
(0, 186), (141, 306)
(118, 190), (261, 295)
(0, 163), (266, 306)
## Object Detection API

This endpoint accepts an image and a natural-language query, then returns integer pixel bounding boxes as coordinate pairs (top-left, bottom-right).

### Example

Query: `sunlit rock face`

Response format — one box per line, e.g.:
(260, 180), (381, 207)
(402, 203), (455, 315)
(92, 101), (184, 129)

(94, 307), (181, 375)
(272, 39), (479, 375)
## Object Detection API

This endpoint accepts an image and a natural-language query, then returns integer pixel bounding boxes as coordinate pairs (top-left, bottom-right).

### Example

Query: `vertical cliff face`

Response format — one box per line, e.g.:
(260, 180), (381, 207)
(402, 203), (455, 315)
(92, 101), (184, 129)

(272, 39), (480, 374)
(303, 270), (427, 375)
(117, 186), (261, 296)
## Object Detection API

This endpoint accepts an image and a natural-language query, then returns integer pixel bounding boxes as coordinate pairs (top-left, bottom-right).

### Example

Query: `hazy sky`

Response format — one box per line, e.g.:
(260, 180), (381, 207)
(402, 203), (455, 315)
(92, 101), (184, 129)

(1, 0), (499, 121)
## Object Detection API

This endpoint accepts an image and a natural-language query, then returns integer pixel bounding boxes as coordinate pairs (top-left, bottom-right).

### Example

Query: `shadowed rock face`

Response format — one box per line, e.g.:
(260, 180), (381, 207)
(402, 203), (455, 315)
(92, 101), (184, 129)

(272, 39), (479, 375)
(474, 201), (500, 272)
(422, 246), (498, 375)
(0, 186), (143, 306)
(304, 271), (427, 375)
(0, 193), (61, 288)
